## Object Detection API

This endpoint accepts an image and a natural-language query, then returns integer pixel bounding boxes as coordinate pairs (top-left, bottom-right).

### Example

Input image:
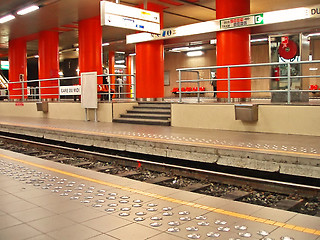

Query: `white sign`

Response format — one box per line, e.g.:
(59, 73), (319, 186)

(103, 13), (160, 33)
(81, 72), (97, 109)
(60, 85), (81, 96)
(101, 1), (160, 34)
(126, 4), (320, 44)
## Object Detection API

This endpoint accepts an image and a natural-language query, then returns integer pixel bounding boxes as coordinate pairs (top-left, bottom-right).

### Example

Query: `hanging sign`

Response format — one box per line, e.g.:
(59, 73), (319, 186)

(100, 1), (160, 34)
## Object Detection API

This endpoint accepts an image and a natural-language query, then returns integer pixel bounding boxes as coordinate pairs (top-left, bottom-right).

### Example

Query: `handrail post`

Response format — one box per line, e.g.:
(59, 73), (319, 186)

(197, 71), (200, 103)
(58, 78), (61, 102)
(133, 75), (136, 101)
(227, 67), (231, 103)
(287, 63), (291, 104)
(108, 75), (111, 102)
(178, 70), (182, 103)
(21, 81), (24, 102)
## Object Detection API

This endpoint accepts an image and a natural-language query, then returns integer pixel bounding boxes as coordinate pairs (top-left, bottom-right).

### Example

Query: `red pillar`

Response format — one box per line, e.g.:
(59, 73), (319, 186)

(8, 38), (27, 100)
(38, 31), (59, 99)
(78, 16), (102, 84)
(126, 55), (132, 98)
(216, 0), (251, 100)
(136, 3), (164, 100)
(108, 51), (115, 91)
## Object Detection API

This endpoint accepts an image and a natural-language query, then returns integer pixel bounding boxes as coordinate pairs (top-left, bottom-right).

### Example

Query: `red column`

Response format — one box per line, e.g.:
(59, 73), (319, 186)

(38, 31), (59, 99)
(78, 16), (102, 84)
(136, 3), (164, 100)
(216, 0), (251, 100)
(126, 55), (132, 98)
(8, 38), (27, 100)
(108, 51), (115, 91)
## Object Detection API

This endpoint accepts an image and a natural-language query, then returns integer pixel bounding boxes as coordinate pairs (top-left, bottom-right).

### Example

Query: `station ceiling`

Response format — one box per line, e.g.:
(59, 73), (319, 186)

(0, 0), (320, 58)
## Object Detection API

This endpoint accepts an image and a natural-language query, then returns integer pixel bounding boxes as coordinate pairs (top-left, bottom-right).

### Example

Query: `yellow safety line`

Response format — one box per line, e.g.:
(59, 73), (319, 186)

(1, 153), (319, 236)
(0, 121), (320, 159)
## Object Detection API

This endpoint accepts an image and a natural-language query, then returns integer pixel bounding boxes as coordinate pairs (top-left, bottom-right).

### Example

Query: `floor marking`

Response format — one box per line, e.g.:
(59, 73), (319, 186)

(1, 153), (319, 236)
(1, 121), (320, 159)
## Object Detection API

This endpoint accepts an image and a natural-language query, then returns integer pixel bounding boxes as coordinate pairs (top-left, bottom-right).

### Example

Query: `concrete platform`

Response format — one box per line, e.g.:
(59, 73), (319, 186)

(0, 116), (319, 178)
(1, 149), (319, 240)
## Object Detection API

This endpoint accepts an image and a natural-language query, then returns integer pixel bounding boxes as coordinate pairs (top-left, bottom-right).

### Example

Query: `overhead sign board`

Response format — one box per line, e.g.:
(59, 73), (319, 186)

(101, 1), (160, 34)
(220, 14), (263, 30)
(0, 60), (9, 70)
(126, 4), (320, 44)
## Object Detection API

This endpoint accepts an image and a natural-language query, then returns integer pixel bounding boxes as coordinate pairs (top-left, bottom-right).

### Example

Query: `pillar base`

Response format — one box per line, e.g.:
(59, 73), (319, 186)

(217, 98), (251, 103)
(137, 98), (164, 102)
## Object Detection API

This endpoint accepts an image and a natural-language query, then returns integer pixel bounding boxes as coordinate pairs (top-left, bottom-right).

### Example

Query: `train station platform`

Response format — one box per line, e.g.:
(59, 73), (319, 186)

(0, 116), (319, 179)
(1, 148), (319, 240)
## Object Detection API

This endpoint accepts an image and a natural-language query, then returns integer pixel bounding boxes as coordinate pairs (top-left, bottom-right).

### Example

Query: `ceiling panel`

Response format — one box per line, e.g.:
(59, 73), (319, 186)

(0, 0), (319, 58)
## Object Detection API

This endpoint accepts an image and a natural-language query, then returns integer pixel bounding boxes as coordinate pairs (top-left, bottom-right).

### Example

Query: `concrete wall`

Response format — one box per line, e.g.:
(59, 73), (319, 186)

(172, 103), (320, 136)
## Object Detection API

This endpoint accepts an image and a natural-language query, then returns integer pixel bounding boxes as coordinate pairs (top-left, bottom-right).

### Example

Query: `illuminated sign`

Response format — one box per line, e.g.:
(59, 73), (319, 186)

(126, 4), (320, 44)
(100, 1), (160, 34)
(220, 14), (263, 30)
(0, 61), (9, 70)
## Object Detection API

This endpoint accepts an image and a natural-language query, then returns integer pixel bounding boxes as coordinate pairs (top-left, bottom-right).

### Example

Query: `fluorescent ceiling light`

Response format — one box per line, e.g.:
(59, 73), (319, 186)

(187, 51), (203, 57)
(115, 64), (126, 68)
(115, 60), (125, 64)
(250, 38), (268, 43)
(0, 14), (15, 23)
(309, 68), (318, 71)
(102, 42), (110, 46)
(171, 46), (202, 52)
(17, 5), (39, 15)
(129, 53), (136, 56)
(34, 55), (39, 58)
(308, 33), (320, 37)
(116, 51), (125, 54)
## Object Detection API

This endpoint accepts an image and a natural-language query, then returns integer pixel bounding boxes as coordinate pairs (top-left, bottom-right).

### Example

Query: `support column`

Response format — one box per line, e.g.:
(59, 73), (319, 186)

(8, 38), (27, 100)
(108, 51), (115, 91)
(216, 0), (251, 100)
(38, 31), (59, 100)
(136, 3), (164, 101)
(126, 55), (132, 98)
(78, 16), (102, 84)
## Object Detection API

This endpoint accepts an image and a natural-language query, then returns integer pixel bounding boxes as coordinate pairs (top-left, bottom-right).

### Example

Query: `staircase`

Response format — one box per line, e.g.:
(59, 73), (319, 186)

(113, 102), (171, 126)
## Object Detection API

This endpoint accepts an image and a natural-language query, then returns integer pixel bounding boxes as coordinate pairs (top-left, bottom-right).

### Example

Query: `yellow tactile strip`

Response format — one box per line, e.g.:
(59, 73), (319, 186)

(1, 153), (319, 236)
(1, 121), (320, 159)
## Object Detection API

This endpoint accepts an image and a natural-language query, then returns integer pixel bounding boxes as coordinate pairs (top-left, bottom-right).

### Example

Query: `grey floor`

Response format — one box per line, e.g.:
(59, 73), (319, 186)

(1, 149), (319, 240)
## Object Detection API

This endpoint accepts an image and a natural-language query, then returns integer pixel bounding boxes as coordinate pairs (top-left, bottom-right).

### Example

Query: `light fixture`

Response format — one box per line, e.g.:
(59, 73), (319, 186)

(115, 60), (125, 64)
(308, 33), (320, 37)
(309, 68), (318, 71)
(0, 14), (15, 24)
(102, 42), (110, 46)
(34, 55), (39, 58)
(115, 64), (126, 68)
(17, 5), (39, 15)
(76, 48), (79, 51)
(187, 51), (203, 57)
(170, 46), (202, 52)
(129, 53), (136, 56)
(250, 38), (268, 43)
(116, 51), (125, 54)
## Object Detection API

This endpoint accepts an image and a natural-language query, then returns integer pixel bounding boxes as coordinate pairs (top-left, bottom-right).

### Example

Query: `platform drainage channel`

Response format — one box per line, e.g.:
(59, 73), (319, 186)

(0, 160), (298, 240)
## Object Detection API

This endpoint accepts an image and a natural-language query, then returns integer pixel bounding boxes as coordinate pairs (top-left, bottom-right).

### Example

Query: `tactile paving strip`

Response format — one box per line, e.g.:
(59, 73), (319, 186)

(0, 159), (310, 240)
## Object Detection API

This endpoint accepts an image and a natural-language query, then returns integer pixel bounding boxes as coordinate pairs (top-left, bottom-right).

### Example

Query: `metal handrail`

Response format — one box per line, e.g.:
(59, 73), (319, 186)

(177, 60), (320, 104)
(4, 73), (136, 102)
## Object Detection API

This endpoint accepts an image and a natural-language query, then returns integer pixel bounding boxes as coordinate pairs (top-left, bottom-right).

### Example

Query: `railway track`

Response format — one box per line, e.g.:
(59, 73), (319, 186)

(0, 133), (319, 217)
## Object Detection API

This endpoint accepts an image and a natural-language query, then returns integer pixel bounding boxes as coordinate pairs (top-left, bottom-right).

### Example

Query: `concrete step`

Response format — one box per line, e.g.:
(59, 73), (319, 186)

(128, 109), (171, 114)
(133, 105), (171, 110)
(113, 117), (171, 126)
(121, 113), (171, 120)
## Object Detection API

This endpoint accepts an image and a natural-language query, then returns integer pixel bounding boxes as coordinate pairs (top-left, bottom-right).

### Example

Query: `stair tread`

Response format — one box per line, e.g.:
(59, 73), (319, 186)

(123, 113), (171, 117)
(114, 117), (170, 123)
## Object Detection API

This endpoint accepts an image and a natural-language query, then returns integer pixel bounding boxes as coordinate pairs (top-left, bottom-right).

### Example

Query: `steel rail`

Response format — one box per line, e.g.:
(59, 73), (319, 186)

(0, 134), (319, 198)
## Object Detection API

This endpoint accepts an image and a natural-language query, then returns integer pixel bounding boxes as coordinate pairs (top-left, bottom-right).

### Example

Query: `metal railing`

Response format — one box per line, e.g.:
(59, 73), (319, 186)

(176, 60), (320, 104)
(1, 73), (136, 102)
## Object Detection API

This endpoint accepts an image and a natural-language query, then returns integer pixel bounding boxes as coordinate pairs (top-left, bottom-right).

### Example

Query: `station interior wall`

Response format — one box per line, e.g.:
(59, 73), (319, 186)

(1, 101), (320, 137)
(164, 39), (320, 98)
